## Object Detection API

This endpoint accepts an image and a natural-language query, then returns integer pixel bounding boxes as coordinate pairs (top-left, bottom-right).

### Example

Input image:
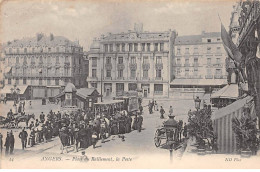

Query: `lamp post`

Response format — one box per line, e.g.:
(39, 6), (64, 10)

(194, 96), (201, 111)
(10, 84), (20, 105)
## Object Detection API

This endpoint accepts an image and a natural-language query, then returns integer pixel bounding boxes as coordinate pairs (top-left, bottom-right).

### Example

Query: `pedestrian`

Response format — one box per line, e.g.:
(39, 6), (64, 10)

(73, 125), (80, 152)
(154, 101), (158, 111)
(59, 124), (69, 154)
(100, 123), (106, 143)
(40, 112), (45, 123)
(132, 114), (138, 130)
(110, 117), (118, 135)
(137, 113), (143, 132)
(0, 133), (3, 154)
(19, 127), (28, 150)
(28, 128), (36, 147)
(78, 125), (88, 148)
(9, 130), (15, 154)
(169, 106), (173, 116)
(125, 115), (132, 133)
(118, 114), (126, 134)
(183, 123), (188, 138)
(148, 103), (153, 114)
(92, 131), (98, 149)
(139, 105), (143, 114)
(29, 121), (34, 130)
(160, 106), (165, 119)
(4, 132), (10, 156)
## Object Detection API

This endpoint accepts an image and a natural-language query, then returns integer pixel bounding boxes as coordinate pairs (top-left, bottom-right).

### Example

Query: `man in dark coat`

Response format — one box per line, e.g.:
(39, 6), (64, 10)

(110, 117), (118, 135)
(59, 124), (69, 154)
(19, 128), (28, 149)
(118, 115), (126, 134)
(73, 125), (80, 152)
(4, 132), (10, 156)
(132, 115), (138, 130)
(137, 114), (143, 132)
(160, 106), (165, 119)
(125, 115), (132, 133)
(40, 112), (45, 123)
(9, 131), (15, 154)
(78, 125), (88, 148)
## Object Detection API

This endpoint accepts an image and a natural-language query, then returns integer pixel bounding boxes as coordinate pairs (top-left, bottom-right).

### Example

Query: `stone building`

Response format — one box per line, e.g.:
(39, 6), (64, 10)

(2, 33), (86, 99)
(170, 31), (228, 98)
(86, 24), (177, 98)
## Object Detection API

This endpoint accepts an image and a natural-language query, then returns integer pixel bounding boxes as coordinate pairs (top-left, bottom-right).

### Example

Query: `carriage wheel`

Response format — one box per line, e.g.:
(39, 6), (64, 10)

(154, 129), (161, 147)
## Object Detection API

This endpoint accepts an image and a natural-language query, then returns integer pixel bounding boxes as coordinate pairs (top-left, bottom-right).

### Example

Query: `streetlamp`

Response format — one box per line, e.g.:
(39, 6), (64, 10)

(194, 96), (201, 111)
(10, 84), (20, 104)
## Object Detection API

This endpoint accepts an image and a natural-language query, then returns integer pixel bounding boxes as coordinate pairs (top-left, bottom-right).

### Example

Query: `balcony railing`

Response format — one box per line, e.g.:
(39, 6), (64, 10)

(213, 64), (223, 67)
(142, 77), (150, 80)
(155, 77), (163, 81)
(104, 77), (112, 80)
(155, 63), (163, 70)
(174, 64), (182, 67)
(214, 75), (223, 79)
(129, 77), (137, 80)
(105, 63), (112, 70)
(154, 91), (163, 95)
(129, 63), (137, 70)
(117, 77), (124, 80)
(117, 64), (125, 70)
(193, 63), (199, 67)
(205, 75), (213, 79)
(142, 63), (150, 70)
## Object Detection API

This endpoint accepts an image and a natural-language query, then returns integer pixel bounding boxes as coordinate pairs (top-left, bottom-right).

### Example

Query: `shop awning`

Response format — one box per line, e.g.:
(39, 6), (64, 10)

(211, 84), (239, 99)
(1, 85), (28, 94)
(170, 79), (227, 86)
(5, 67), (12, 73)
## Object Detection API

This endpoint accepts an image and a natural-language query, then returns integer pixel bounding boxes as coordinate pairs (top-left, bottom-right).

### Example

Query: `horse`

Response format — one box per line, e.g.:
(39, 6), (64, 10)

(15, 113), (35, 128)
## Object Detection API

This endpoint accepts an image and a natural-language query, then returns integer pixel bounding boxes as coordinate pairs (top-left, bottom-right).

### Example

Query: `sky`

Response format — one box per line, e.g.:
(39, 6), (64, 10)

(0, 0), (236, 50)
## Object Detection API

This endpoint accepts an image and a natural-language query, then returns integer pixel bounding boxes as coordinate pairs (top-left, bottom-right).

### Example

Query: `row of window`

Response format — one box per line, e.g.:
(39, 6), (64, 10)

(91, 83), (163, 93)
(8, 78), (60, 85)
(104, 43), (164, 52)
(175, 68), (223, 75)
(176, 57), (222, 64)
(7, 56), (81, 64)
(92, 56), (162, 67)
(91, 69), (162, 78)
(7, 47), (82, 54)
(176, 46), (222, 54)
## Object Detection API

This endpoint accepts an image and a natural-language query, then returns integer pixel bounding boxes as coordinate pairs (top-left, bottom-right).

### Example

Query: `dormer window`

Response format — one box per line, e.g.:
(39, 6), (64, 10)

(207, 39), (211, 43)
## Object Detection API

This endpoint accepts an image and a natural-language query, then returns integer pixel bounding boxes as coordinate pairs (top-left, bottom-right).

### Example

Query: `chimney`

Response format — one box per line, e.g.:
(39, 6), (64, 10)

(50, 33), (54, 41)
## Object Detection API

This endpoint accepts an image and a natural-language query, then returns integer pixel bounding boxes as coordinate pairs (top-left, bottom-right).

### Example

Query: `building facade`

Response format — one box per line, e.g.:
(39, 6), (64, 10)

(2, 33), (86, 99)
(170, 31), (228, 98)
(86, 24), (177, 98)
(230, 0), (260, 128)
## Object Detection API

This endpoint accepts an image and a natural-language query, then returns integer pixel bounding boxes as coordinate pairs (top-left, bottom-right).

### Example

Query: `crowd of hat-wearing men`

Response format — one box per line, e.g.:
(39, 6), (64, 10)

(0, 106), (144, 155)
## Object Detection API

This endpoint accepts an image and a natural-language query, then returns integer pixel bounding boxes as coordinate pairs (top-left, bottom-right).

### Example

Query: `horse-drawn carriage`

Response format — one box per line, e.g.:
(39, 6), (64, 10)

(0, 113), (35, 128)
(154, 118), (183, 149)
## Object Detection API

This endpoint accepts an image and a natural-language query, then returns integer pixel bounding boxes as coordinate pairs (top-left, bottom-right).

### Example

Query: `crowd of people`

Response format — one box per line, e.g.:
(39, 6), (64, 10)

(0, 104), (145, 155)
